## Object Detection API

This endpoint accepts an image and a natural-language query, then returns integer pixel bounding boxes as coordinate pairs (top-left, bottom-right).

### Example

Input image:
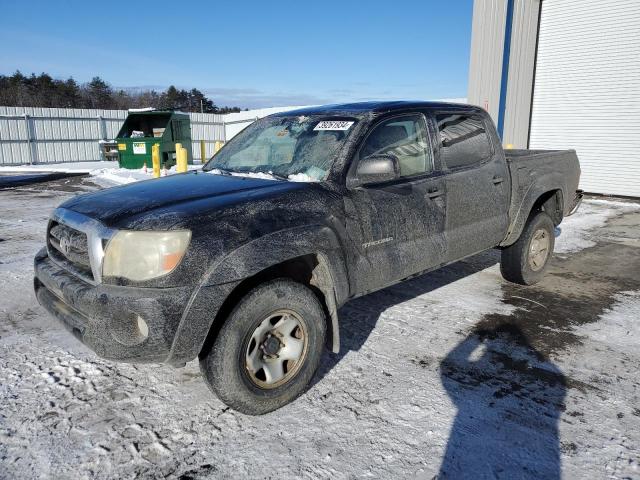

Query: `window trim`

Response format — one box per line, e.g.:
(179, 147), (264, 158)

(348, 112), (437, 186)
(433, 111), (495, 172)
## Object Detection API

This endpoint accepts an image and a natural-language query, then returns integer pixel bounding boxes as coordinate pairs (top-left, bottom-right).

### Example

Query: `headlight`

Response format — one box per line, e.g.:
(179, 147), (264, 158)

(102, 230), (191, 281)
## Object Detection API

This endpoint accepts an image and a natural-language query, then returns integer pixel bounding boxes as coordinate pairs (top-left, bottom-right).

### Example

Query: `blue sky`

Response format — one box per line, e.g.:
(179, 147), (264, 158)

(0, 0), (473, 109)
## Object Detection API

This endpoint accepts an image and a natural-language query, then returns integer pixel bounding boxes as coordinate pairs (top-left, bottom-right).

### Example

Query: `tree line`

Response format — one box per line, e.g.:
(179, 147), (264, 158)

(0, 71), (244, 114)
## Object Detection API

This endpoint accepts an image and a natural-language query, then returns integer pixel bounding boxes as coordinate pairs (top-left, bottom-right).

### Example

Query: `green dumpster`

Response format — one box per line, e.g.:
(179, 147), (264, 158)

(115, 110), (193, 169)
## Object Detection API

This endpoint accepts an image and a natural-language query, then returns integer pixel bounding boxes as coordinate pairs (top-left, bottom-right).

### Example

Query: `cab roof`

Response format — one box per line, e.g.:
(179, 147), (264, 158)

(272, 100), (481, 118)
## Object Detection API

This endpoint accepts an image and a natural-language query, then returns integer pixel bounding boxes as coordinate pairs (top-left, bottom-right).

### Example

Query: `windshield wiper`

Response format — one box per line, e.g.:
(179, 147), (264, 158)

(264, 171), (288, 181)
(207, 167), (234, 176)
(244, 170), (288, 181)
(207, 167), (287, 181)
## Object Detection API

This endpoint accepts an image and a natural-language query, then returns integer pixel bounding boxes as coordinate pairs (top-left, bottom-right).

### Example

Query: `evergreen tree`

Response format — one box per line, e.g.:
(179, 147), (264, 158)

(0, 71), (243, 112)
(84, 76), (113, 109)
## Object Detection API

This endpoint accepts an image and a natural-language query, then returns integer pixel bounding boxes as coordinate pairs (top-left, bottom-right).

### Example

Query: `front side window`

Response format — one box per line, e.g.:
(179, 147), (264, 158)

(359, 114), (432, 178)
(435, 113), (492, 169)
(203, 116), (356, 181)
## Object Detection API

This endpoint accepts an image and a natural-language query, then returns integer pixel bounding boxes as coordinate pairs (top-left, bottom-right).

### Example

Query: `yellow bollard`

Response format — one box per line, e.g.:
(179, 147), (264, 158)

(505, 143), (514, 149)
(214, 141), (223, 153)
(177, 146), (188, 173)
(200, 140), (207, 164)
(152, 144), (161, 178)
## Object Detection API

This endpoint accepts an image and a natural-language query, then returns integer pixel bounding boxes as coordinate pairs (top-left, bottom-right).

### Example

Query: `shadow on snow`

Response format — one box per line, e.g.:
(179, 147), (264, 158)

(314, 248), (566, 479)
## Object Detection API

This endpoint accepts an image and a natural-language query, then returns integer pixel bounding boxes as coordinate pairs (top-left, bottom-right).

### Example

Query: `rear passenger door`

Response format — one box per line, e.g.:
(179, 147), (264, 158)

(434, 111), (510, 262)
(344, 113), (447, 294)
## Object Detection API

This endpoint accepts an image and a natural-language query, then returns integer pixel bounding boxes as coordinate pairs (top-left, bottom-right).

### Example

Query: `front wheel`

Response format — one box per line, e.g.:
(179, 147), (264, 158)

(199, 279), (326, 415)
(500, 211), (555, 285)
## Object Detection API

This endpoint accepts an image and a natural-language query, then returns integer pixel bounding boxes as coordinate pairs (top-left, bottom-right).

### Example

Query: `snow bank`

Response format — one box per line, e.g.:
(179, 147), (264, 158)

(0, 161), (204, 186)
(0, 161), (114, 174)
(90, 164), (200, 186)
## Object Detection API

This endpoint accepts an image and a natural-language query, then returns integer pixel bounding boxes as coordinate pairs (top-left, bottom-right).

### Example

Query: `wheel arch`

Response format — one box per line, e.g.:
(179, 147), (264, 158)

(166, 225), (348, 366)
(534, 189), (564, 225)
(501, 185), (564, 247)
(199, 253), (341, 358)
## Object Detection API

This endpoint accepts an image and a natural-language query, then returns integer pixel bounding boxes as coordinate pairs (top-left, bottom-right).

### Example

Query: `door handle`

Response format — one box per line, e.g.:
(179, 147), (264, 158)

(492, 175), (504, 185)
(427, 189), (443, 199)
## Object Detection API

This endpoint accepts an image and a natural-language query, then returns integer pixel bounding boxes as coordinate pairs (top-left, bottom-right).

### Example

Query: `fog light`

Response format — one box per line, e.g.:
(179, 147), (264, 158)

(136, 315), (149, 339)
(109, 312), (149, 346)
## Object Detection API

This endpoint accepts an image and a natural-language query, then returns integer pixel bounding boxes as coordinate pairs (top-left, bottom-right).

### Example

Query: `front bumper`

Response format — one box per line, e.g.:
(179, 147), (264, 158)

(34, 248), (193, 363)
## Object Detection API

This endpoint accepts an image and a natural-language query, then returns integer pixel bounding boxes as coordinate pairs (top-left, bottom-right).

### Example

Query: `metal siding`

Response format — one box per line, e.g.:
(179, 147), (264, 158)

(502, 0), (540, 148)
(496, 0), (515, 138)
(530, 0), (640, 197)
(467, 0), (508, 122)
(187, 111), (225, 163)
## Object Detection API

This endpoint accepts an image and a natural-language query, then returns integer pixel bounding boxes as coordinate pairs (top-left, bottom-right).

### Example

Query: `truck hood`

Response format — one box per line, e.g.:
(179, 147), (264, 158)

(60, 171), (306, 227)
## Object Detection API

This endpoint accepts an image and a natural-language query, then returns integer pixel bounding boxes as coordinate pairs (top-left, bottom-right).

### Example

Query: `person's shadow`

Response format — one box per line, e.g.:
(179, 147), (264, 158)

(437, 323), (566, 479)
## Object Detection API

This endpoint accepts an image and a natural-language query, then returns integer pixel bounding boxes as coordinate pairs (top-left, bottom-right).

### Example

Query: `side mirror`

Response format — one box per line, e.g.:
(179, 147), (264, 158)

(349, 154), (400, 188)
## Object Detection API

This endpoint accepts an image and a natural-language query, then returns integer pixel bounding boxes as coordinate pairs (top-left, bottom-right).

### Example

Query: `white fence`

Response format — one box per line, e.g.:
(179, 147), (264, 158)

(0, 106), (226, 166)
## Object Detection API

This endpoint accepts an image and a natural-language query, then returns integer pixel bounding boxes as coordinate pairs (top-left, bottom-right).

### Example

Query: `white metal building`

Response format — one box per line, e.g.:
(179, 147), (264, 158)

(468, 0), (640, 197)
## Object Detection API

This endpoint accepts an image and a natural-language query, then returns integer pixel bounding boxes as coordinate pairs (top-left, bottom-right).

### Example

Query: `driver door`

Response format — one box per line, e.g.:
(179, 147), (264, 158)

(344, 113), (447, 295)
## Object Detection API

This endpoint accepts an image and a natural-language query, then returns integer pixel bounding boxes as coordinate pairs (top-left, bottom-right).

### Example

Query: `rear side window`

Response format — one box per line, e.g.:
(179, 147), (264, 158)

(435, 113), (492, 169)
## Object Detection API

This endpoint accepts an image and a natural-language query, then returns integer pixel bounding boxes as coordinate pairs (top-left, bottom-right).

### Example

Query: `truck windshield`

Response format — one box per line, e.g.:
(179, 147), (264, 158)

(203, 115), (356, 181)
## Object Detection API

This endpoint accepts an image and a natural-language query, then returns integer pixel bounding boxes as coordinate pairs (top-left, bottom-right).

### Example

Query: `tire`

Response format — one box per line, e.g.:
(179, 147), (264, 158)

(501, 211), (555, 285)
(199, 279), (326, 415)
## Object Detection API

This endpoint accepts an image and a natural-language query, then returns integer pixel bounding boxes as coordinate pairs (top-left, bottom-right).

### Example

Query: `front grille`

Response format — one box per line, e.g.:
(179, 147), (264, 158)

(48, 221), (94, 280)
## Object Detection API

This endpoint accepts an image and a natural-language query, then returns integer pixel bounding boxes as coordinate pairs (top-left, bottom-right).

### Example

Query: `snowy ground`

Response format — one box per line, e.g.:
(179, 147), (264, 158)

(0, 161), (113, 174)
(0, 177), (639, 479)
(0, 161), (202, 187)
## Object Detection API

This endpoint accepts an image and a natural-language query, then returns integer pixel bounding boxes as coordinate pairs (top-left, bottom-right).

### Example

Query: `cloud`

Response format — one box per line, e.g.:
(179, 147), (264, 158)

(201, 87), (332, 109)
(115, 85), (331, 109)
(114, 84), (466, 110)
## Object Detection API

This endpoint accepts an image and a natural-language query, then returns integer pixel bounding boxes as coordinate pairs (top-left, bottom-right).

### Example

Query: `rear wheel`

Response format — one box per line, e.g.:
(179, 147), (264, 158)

(501, 211), (555, 285)
(199, 279), (326, 415)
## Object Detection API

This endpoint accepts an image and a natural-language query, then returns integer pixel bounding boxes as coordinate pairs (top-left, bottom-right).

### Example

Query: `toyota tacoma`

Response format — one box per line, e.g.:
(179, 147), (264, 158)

(34, 101), (582, 414)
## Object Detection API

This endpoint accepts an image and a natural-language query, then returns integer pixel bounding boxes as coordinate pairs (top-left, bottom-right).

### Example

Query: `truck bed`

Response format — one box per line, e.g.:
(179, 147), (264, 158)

(503, 148), (582, 243)
(506, 149), (580, 210)
(506, 148), (578, 163)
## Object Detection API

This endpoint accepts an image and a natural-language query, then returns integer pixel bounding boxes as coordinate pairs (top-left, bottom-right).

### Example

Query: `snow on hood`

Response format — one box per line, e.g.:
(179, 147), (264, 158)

(287, 172), (320, 183)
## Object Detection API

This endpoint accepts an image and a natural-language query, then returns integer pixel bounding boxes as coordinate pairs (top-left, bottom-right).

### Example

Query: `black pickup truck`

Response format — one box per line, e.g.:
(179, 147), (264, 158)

(34, 101), (582, 414)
